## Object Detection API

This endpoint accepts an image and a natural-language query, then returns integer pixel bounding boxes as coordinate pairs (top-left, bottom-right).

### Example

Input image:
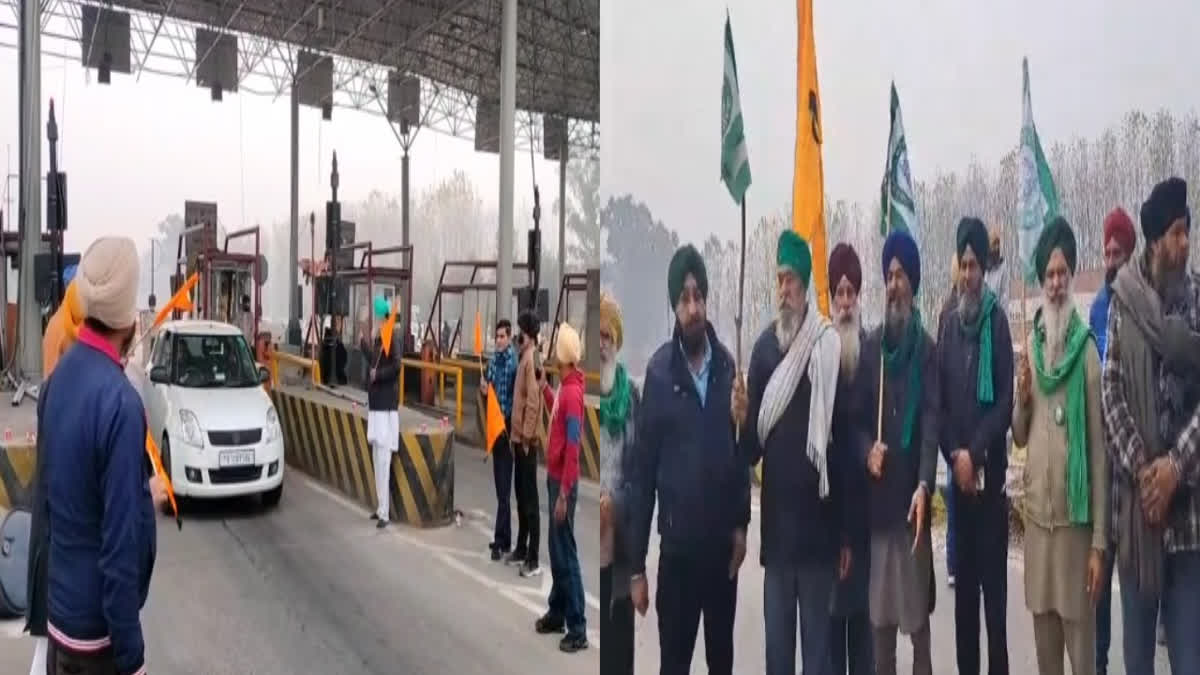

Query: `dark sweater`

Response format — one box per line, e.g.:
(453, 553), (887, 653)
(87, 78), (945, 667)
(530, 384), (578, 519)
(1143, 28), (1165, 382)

(629, 322), (750, 574)
(740, 324), (845, 566)
(366, 334), (401, 411)
(43, 329), (156, 675)
(858, 326), (940, 533)
(936, 299), (1014, 493)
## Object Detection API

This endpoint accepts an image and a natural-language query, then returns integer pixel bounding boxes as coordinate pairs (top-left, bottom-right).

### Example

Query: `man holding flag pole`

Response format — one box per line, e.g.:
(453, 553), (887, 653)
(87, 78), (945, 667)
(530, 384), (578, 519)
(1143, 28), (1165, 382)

(365, 295), (403, 529)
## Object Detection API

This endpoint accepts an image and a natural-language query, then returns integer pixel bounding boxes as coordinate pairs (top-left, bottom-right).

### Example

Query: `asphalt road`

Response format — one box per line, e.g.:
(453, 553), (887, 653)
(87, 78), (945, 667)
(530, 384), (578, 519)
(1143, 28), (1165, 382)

(630, 491), (1172, 673)
(1, 444), (599, 675)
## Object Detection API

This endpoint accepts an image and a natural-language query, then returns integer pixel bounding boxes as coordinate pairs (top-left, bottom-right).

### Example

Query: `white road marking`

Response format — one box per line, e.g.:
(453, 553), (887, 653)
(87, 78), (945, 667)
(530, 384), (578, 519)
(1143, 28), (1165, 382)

(296, 474), (602, 646)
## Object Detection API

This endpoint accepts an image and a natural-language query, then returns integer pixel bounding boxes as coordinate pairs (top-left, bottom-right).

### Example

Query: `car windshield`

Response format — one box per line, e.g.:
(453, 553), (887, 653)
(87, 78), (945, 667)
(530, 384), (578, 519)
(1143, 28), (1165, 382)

(171, 333), (259, 388)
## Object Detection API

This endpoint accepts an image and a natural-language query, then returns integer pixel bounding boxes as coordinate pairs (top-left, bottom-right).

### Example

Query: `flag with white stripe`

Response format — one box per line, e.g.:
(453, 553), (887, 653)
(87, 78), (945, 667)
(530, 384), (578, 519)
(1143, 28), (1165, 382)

(721, 13), (751, 204)
(1018, 57), (1061, 283)
(879, 83), (921, 247)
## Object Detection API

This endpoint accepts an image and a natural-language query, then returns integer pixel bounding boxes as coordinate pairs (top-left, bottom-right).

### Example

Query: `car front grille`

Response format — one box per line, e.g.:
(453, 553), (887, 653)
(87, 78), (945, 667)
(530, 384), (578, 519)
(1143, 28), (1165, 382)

(207, 428), (262, 446)
(209, 465), (264, 485)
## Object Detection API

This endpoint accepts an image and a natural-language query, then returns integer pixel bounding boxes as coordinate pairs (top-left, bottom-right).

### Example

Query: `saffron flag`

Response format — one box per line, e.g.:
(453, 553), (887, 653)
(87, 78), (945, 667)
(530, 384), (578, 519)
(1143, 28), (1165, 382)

(145, 431), (181, 529)
(153, 272), (199, 329)
(474, 310), (484, 355)
(380, 300), (398, 357)
(1018, 57), (1061, 284)
(484, 386), (506, 455)
(792, 0), (828, 316)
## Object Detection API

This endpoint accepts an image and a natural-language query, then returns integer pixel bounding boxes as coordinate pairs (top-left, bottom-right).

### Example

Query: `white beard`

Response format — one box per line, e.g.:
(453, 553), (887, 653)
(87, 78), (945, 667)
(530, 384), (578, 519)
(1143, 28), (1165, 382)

(599, 355), (617, 394)
(1042, 297), (1073, 367)
(776, 307), (801, 347)
(835, 308), (861, 379)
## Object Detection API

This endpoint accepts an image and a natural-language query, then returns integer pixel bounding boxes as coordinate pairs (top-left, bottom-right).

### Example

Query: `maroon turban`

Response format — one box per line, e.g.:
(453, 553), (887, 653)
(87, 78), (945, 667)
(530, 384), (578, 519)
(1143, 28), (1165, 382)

(1103, 207), (1135, 254)
(828, 243), (862, 296)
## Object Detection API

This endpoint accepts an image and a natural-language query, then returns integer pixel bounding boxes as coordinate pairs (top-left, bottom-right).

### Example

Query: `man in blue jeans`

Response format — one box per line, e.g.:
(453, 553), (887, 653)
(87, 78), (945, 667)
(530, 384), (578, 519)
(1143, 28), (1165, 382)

(1091, 206), (1135, 674)
(1102, 178), (1200, 675)
(483, 319), (518, 561)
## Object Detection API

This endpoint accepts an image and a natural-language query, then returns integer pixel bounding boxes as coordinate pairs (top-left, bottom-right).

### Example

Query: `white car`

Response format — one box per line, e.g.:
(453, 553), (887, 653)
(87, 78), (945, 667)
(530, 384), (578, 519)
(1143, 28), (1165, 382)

(131, 320), (284, 507)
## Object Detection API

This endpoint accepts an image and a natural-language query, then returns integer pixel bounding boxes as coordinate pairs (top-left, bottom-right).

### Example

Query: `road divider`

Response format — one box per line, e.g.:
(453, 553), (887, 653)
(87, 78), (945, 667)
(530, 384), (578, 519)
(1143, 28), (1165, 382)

(474, 389), (600, 481)
(273, 386), (455, 528)
(0, 441), (35, 514)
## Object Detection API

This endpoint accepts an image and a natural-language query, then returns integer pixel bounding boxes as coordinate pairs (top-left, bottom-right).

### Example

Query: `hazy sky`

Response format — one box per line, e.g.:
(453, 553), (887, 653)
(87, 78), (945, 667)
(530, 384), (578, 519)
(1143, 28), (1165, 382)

(600, 0), (1200, 244)
(0, 48), (564, 259)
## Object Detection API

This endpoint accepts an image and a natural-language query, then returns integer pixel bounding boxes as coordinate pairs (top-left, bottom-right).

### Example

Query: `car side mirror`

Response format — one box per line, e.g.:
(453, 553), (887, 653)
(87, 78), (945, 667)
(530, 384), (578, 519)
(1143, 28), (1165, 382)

(149, 366), (170, 384)
(258, 367), (270, 384)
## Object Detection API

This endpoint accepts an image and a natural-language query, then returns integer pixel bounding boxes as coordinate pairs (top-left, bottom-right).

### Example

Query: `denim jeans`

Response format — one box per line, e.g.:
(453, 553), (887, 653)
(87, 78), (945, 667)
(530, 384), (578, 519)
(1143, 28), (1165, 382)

(763, 562), (836, 675)
(491, 432), (513, 551)
(1120, 551), (1200, 675)
(1095, 552), (1114, 674)
(944, 461), (957, 577)
(546, 478), (585, 637)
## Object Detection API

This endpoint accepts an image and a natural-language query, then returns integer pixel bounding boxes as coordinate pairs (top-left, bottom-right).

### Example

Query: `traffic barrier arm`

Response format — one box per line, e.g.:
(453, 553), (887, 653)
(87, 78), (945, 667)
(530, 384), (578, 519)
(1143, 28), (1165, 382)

(271, 351), (322, 387)
(399, 358), (464, 428)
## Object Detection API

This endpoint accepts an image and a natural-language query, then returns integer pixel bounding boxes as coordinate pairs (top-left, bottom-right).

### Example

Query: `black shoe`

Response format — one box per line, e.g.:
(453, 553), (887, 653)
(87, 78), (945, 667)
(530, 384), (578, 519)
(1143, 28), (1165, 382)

(376, 519), (388, 529)
(370, 513), (379, 520)
(535, 613), (566, 634)
(504, 550), (526, 565)
(559, 633), (588, 653)
(490, 548), (506, 561)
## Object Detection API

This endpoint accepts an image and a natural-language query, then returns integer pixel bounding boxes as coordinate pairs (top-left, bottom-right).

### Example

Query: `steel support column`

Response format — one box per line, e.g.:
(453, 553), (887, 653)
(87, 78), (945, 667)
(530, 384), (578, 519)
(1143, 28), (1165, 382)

(287, 76), (301, 345)
(401, 148), (411, 342)
(558, 153), (566, 282)
(495, 0), (517, 325)
(18, 0), (42, 380)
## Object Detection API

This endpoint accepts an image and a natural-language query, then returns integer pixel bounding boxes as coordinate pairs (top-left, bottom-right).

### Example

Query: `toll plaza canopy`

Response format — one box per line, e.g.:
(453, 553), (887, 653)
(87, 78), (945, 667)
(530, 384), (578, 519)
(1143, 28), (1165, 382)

(4, 0), (599, 157)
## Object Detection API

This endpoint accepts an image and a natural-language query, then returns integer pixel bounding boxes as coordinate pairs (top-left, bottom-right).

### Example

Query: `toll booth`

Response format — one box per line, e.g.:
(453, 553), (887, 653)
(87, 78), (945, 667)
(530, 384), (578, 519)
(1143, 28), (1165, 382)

(421, 259), (534, 358)
(336, 243), (414, 389)
(172, 224), (265, 347)
(546, 268), (602, 392)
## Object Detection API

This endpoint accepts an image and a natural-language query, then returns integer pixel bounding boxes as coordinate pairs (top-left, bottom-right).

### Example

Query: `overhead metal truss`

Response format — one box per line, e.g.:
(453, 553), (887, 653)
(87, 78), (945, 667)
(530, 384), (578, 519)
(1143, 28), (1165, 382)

(0, 0), (599, 159)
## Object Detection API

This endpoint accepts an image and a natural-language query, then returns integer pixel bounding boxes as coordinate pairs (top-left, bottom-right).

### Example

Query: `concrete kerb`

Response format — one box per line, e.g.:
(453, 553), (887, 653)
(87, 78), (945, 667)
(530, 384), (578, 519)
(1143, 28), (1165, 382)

(272, 385), (456, 528)
(0, 442), (36, 515)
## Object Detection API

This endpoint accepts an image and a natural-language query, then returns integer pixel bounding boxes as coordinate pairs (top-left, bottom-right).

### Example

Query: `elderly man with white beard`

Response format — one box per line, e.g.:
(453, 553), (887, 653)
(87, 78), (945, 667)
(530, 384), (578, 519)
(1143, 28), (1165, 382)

(827, 242), (874, 675)
(734, 229), (843, 675)
(597, 293), (638, 675)
(1012, 217), (1108, 675)
(860, 230), (938, 675)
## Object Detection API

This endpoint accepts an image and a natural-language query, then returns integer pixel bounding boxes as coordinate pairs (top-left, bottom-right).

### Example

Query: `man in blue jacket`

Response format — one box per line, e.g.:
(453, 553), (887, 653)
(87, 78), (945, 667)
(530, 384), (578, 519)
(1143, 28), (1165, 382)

(628, 244), (750, 675)
(41, 237), (162, 675)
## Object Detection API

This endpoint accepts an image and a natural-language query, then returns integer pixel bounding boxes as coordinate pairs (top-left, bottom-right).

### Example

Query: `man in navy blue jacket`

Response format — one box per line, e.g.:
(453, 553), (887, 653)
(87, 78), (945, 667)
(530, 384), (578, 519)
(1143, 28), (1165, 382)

(41, 236), (162, 675)
(628, 244), (750, 675)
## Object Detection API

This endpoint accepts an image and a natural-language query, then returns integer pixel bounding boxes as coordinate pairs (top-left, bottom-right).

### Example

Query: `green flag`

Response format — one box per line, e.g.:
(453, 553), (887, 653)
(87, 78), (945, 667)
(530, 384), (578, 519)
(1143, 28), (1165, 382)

(1018, 57), (1061, 283)
(879, 83), (921, 247)
(721, 13), (751, 204)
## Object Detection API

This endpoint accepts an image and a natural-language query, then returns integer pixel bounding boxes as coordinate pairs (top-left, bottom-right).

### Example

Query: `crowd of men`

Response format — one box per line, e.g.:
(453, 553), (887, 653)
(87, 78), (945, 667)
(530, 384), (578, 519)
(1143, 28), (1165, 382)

(598, 176), (1199, 675)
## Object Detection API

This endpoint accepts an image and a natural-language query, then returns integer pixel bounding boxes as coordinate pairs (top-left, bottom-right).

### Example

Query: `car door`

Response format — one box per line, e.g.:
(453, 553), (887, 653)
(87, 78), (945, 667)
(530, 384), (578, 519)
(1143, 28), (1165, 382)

(145, 330), (173, 447)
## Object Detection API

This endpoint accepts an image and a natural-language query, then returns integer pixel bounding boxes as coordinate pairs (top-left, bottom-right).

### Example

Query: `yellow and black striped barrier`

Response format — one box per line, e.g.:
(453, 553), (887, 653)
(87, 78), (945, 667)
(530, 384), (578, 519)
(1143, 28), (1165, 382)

(273, 387), (455, 528)
(474, 389), (601, 481)
(0, 441), (35, 514)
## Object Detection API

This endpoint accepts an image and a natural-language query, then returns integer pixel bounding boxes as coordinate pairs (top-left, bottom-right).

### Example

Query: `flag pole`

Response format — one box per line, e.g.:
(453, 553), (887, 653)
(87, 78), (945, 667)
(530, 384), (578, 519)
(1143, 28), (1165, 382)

(735, 195), (746, 442)
(877, 152), (891, 442)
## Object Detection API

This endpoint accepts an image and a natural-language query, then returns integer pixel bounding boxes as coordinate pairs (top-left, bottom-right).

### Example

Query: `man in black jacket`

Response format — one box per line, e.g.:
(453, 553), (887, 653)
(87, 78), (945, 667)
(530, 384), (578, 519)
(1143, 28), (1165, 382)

(628, 244), (750, 675)
(938, 217), (1014, 675)
(366, 295), (402, 529)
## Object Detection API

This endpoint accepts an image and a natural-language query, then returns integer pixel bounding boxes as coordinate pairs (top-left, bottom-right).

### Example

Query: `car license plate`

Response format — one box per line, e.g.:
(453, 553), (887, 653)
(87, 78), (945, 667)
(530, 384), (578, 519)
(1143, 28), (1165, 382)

(218, 450), (255, 468)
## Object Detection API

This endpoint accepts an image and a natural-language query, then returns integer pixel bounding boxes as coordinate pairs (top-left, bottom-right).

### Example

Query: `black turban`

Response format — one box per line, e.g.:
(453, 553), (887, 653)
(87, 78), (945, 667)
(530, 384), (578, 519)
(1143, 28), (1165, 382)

(517, 311), (540, 340)
(667, 244), (708, 308)
(956, 217), (989, 267)
(1141, 177), (1191, 244)
(1033, 216), (1077, 283)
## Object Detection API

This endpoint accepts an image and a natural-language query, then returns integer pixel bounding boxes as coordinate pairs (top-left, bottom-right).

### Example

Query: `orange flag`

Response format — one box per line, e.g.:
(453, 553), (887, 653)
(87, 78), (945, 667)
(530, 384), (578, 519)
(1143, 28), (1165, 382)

(484, 388), (506, 455)
(153, 272), (199, 329)
(792, 0), (829, 316)
(380, 300), (398, 356)
(145, 431), (181, 529)
(473, 309), (484, 355)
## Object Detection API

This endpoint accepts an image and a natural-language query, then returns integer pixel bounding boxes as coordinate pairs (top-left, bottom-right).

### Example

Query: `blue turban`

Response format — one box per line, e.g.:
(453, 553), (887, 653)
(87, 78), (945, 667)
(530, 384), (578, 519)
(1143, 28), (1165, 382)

(881, 230), (921, 295)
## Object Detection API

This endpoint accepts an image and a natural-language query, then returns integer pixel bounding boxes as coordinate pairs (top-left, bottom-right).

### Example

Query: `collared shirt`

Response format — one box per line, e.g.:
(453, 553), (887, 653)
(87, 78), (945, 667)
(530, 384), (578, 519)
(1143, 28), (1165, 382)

(485, 345), (518, 419)
(1090, 284), (1112, 361)
(678, 336), (713, 406)
(1102, 271), (1200, 553)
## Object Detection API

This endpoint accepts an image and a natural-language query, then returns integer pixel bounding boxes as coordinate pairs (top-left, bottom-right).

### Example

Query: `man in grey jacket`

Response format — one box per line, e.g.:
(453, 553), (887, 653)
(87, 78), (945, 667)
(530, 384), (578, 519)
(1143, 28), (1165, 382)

(598, 293), (637, 675)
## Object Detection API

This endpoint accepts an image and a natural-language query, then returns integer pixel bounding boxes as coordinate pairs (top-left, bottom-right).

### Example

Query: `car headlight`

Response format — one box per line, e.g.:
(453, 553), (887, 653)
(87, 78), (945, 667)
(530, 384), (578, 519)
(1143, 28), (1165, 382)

(265, 406), (281, 443)
(178, 409), (205, 447)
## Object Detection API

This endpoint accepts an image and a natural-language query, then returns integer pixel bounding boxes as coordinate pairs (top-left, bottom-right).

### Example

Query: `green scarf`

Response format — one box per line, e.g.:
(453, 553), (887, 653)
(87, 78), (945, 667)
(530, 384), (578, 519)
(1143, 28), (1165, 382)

(883, 307), (923, 454)
(961, 287), (998, 404)
(598, 363), (632, 439)
(1032, 308), (1094, 525)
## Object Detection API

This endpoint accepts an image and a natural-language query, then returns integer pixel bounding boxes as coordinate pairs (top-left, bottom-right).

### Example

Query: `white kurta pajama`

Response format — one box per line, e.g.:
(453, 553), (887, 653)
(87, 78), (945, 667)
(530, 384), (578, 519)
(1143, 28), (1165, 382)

(367, 409), (400, 521)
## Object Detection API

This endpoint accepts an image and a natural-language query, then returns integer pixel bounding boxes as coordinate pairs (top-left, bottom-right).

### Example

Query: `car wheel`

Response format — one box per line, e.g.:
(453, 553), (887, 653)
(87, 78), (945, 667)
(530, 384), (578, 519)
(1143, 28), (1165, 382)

(159, 434), (176, 516)
(262, 484), (283, 509)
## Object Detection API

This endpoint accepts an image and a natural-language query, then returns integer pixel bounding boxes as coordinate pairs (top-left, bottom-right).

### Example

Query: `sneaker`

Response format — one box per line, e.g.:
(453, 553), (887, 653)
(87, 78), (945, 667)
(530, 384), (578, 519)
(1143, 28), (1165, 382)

(535, 613), (566, 634)
(948, 574), (955, 588)
(490, 548), (508, 561)
(519, 562), (542, 578)
(505, 550), (526, 566)
(376, 519), (388, 529)
(559, 633), (588, 653)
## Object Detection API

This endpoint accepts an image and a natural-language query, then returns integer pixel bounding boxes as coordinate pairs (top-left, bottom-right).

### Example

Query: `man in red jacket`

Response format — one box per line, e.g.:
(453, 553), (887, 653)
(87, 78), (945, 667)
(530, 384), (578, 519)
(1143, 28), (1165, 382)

(535, 322), (588, 652)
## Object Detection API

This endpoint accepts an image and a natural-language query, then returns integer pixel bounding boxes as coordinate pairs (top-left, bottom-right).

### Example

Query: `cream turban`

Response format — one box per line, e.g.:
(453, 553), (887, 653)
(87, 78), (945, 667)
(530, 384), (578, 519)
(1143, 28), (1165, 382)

(598, 293), (623, 351)
(555, 322), (582, 366)
(77, 236), (140, 330)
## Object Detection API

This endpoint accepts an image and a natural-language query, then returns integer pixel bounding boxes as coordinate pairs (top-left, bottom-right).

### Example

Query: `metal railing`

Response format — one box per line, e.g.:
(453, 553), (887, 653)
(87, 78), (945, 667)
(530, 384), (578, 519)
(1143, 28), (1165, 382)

(399, 358), (464, 428)
(270, 351), (322, 388)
